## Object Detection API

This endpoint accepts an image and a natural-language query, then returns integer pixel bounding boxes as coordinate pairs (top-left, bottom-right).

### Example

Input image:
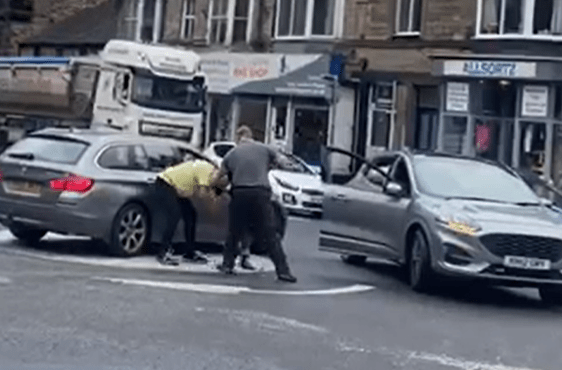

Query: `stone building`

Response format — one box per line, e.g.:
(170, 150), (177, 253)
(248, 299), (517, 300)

(340, 0), (562, 189)
(12, 0), (120, 56)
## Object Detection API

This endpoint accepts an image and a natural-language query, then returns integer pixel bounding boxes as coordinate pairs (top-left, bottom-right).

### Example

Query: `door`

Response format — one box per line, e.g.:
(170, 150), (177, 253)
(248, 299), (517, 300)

(374, 157), (414, 253)
(415, 109), (439, 150)
(319, 150), (400, 259)
(292, 108), (329, 168)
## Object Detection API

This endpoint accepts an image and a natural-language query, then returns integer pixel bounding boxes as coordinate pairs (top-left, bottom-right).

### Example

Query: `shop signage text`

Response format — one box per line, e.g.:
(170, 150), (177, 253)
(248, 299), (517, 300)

(446, 82), (469, 112)
(522, 85), (548, 117)
(443, 60), (537, 78)
(232, 65), (269, 79)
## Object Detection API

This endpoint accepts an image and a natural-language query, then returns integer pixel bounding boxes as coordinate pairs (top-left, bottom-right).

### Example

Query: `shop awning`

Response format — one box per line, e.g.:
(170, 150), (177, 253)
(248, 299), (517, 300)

(231, 54), (334, 100)
(346, 48), (433, 80)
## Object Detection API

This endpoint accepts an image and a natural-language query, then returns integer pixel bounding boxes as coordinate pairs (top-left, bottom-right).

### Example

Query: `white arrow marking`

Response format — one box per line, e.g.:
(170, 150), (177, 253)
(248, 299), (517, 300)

(93, 277), (375, 296)
(0, 276), (11, 285)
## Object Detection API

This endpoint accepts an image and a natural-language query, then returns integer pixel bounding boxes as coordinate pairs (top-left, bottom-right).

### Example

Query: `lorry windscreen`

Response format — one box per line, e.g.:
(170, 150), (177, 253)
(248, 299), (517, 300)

(131, 70), (205, 113)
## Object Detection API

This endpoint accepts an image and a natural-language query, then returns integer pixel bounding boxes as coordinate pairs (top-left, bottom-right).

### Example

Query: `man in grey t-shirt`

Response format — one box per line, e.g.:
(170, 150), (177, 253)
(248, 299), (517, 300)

(211, 125), (296, 283)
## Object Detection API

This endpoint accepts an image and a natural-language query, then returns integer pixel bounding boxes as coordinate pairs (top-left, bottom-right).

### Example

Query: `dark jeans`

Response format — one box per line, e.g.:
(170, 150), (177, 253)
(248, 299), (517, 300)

(154, 178), (197, 257)
(222, 187), (290, 275)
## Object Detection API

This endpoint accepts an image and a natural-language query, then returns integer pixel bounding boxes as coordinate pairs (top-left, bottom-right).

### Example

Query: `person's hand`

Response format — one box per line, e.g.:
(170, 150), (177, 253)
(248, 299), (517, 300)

(176, 188), (191, 198)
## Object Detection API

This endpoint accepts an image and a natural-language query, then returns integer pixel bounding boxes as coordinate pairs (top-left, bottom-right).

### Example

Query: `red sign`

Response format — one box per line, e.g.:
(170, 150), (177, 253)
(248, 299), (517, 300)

(232, 66), (269, 79)
(475, 124), (491, 152)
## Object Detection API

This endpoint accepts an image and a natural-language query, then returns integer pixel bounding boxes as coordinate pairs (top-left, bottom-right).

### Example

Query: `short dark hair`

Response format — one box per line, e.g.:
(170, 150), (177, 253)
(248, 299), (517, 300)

(236, 125), (253, 140)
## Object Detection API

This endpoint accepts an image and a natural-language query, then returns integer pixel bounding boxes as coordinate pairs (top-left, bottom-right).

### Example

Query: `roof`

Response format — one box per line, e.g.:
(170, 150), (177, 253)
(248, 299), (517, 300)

(20, 0), (118, 46)
(29, 127), (196, 149)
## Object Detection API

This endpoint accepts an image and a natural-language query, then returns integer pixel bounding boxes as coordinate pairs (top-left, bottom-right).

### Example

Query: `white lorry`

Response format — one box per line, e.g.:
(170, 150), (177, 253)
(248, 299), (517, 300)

(0, 39), (207, 151)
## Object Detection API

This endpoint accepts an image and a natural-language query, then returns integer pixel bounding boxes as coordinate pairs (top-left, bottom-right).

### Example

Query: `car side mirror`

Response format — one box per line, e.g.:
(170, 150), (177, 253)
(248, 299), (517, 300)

(384, 181), (403, 197)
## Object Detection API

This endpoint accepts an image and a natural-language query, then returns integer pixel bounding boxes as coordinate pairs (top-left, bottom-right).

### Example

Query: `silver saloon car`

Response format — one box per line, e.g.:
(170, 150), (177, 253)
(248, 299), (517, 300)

(320, 149), (562, 304)
(0, 128), (286, 257)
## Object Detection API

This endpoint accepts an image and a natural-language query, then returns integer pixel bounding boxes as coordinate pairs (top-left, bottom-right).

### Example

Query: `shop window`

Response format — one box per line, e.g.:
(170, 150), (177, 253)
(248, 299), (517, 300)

(555, 85), (562, 120)
(182, 0), (196, 39)
(293, 108), (329, 166)
(474, 119), (501, 161)
(237, 98), (268, 142)
(415, 109), (439, 150)
(480, 80), (516, 117)
(275, 0), (339, 38)
(208, 0), (250, 45)
(370, 112), (391, 147)
(519, 122), (546, 174)
(396, 0), (422, 34)
(479, 0), (562, 37)
(551, 125), (562, 188)
(442, 116), (468, 154)
(274, 106), (287, 140)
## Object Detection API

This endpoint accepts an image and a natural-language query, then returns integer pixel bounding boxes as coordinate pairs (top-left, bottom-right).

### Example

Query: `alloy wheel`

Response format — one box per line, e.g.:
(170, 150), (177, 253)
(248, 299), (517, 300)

(117, 207), (148, 255)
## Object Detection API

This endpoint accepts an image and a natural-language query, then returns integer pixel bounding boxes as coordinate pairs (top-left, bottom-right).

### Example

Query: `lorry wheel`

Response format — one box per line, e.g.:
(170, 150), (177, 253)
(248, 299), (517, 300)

(109, 203), (150, 257)
(8, 223), (47, 245)
(539, 286), (562, 305)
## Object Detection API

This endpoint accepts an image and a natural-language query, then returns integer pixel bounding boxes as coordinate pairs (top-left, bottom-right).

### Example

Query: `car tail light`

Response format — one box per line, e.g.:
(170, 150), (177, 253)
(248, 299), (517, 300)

(50, 174), (94, 193)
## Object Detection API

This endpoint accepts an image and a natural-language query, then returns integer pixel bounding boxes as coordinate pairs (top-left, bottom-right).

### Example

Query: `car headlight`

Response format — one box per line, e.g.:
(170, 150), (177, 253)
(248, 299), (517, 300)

(273, 176), (299, 191)
(436, 214), (481, 236)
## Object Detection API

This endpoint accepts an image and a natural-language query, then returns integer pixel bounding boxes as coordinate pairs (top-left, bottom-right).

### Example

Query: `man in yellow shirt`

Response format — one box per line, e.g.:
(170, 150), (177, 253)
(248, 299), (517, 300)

(154, 156), (224, 266)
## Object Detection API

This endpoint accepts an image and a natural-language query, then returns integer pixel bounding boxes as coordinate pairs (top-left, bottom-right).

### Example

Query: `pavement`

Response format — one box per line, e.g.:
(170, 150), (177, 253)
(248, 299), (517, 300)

(0, 216), (561, 370)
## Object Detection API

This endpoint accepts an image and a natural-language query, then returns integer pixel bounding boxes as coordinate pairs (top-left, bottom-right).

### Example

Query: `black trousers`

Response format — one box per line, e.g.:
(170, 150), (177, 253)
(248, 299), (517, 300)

(154, 178), (197, 257)
(222, 187), (290, 275)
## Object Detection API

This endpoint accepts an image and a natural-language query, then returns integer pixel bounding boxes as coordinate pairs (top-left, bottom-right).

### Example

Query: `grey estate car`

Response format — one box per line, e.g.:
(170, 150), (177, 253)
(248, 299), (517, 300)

(320, 148), (562, 304)
(0, 128), (286, 257)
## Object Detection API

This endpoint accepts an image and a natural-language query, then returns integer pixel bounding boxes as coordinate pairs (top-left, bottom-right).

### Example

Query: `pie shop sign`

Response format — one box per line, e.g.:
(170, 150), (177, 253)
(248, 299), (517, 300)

(443, 60), (537, 78)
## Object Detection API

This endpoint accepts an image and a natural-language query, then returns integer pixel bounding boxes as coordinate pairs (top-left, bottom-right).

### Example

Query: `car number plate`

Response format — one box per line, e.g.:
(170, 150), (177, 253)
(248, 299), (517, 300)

(310, 196), (323, 203)
(503, 255), (551, 270)
(5, 181), (41, 196)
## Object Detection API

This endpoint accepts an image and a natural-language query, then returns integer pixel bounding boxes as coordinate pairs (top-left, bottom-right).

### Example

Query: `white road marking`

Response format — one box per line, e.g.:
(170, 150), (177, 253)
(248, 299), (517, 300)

(194, 307), (329, 333)
(0, 276), (11, 284)
(94, 277), (375, 296)
(337, 343), (542, 370)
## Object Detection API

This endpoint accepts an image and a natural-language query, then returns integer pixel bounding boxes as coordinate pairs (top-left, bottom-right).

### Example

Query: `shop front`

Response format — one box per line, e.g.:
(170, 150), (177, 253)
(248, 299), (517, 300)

(200, 52), (355, 172)
(432, 56), (562, 190)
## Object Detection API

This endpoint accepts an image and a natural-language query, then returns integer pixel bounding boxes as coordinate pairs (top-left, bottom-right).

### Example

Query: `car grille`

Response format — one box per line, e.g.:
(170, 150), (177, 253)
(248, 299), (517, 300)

(479, 234), (562, 262)
(302, 189), (323, 196)
(302, 202), (322, 209)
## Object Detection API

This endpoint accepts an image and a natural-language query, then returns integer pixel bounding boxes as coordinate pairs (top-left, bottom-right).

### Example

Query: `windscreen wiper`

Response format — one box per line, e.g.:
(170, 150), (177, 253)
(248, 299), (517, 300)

(8, 152), (34, 160)
(514, 201), (541, 206)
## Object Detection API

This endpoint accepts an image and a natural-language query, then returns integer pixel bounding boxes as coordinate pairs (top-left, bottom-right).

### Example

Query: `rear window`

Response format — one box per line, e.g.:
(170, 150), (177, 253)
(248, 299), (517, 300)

(214, 144), (235, 158)
(3, 135), (88, 164)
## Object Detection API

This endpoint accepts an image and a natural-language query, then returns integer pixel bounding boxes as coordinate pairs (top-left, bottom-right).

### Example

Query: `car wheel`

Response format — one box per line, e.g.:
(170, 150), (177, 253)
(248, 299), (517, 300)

(109, 203), (150, 257)
(340, 254), (367, 265)
(539, 286), (562, 305)
(8, 223), (47, 245)
(408, 229), (434, 292)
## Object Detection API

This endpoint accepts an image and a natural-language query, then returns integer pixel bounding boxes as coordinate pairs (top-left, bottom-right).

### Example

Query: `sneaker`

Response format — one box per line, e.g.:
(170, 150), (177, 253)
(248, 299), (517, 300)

(216, 264), (236, 275)
(183, 251), (209, 264)
(157, 253), (180, 266)
(277, 273), (297, 283)
(239, 256), (256, 271)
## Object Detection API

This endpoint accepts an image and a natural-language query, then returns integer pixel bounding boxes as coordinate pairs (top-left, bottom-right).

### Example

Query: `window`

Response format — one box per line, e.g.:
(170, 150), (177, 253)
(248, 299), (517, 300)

(4, 136), (88, 164)
(98, 146), (130, 169)
(131, 69), (205, 113)
(143, 144), (182, 172)
(208, 0), (250, 45)
(181, 0), (196, 39)
(442, 116), (468, 154)
(397, 0), (422, 34)
(367, 83), (396, 150)
(9, 0), (33, 23)
(123, 0), (166, 42)
(275, 0), (337, 38)
(479, 0), (562, 37)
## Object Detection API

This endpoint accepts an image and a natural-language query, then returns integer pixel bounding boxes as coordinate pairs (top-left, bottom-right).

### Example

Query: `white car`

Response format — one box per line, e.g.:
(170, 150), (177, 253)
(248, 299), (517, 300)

(203, 141), (323, 217)
(202, 141), (236, 166)
(269, 151), (323, 217)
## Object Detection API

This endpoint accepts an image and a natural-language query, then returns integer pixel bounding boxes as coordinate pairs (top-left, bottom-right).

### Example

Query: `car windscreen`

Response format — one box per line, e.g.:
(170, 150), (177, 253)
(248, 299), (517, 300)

(2, 135), (89, 164)
(278, 153), (314, 174)
(413, 156), (539, 204)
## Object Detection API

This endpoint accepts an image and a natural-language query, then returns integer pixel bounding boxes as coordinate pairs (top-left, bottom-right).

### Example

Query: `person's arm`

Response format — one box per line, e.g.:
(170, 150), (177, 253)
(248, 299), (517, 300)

(210, 160), (230, 191)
